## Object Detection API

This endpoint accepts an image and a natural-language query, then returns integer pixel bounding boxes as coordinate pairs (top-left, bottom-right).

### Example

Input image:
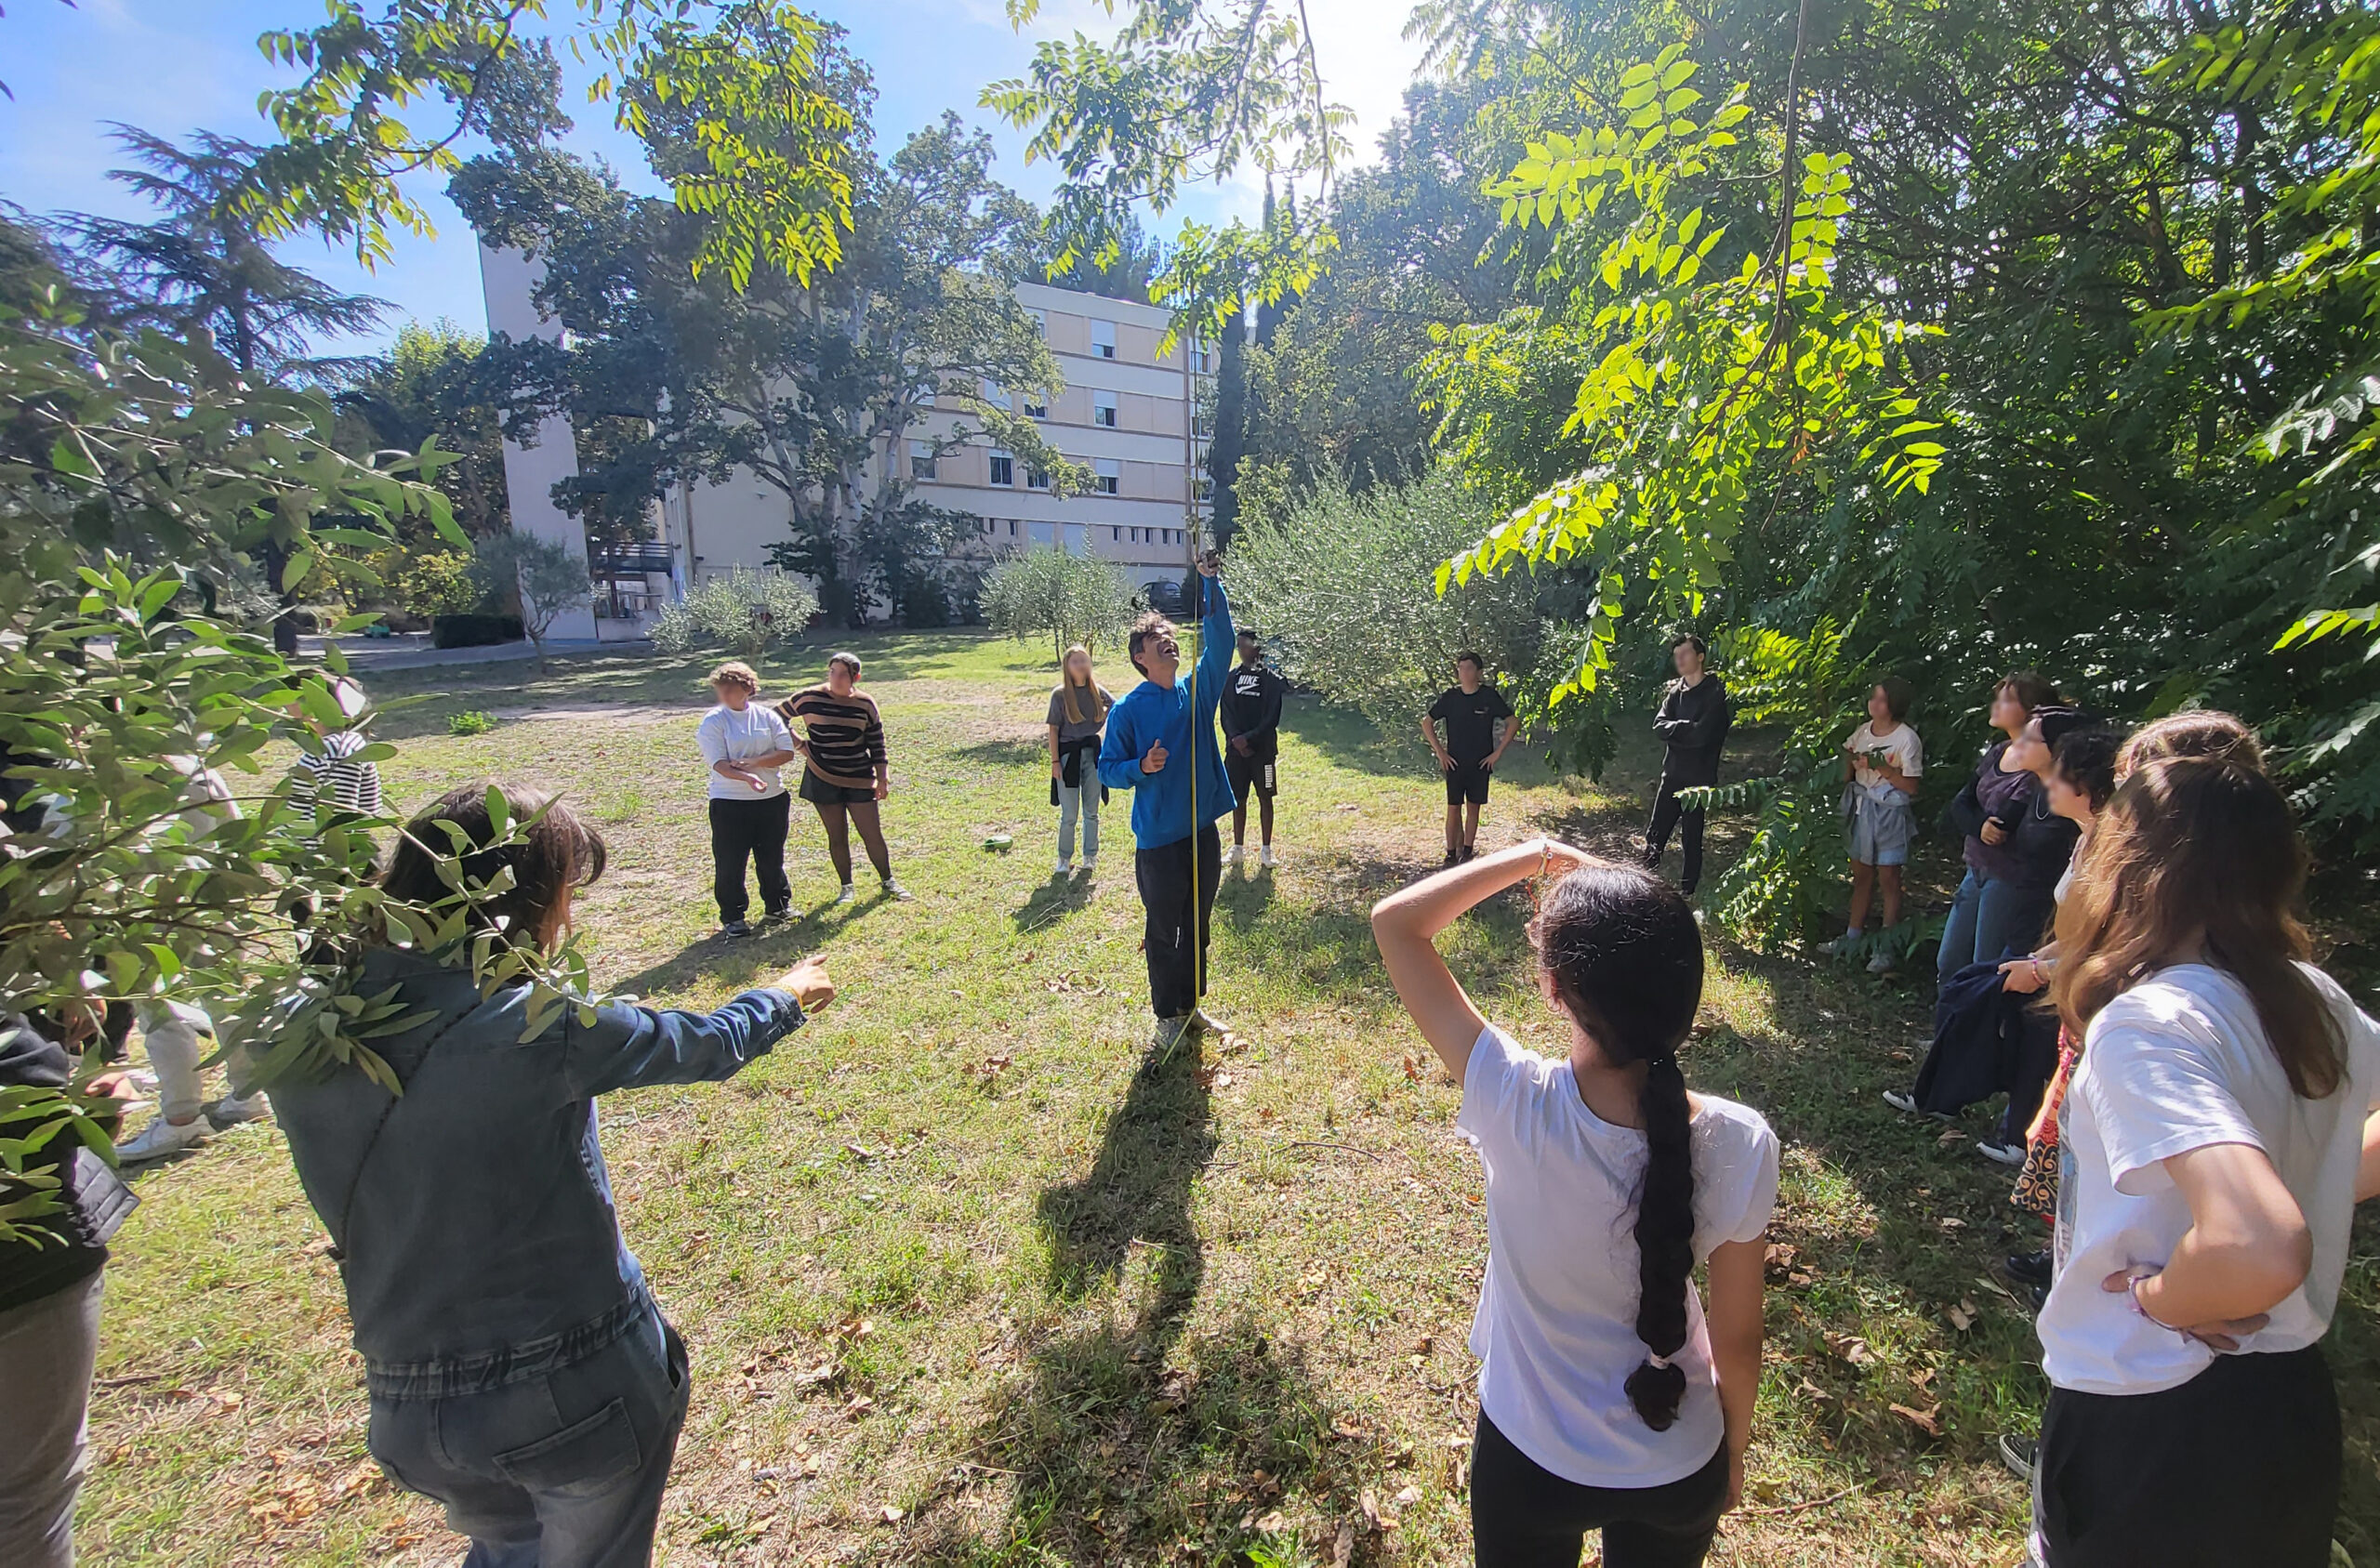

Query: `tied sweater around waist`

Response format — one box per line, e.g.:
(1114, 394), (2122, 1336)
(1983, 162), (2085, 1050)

(776, 686), (888, 790)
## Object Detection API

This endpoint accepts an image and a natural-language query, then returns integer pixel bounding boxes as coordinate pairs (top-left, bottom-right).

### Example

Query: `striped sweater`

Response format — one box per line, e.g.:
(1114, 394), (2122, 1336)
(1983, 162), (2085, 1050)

(292, 730), (384, 824)
(775, 686), (887, 790)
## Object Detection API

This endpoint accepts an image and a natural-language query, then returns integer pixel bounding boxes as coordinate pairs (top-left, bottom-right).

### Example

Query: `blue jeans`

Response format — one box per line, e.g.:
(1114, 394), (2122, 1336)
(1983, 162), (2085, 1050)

(1937, 870), (2054, 989)
(367, 1310), (689, 1568)
(1058, 782), (1100, 863)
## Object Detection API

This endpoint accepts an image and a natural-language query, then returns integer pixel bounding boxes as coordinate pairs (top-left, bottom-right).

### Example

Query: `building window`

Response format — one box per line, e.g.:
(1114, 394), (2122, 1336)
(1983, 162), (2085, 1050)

(980, 378), (1011, 411)
(909, 441), (936, 481)
(1094, 458), (1120, 495)
(1193, 477), (1213, 501)
(983, 518), (996, 534)
(1091, 320), (1116, 359)
(1190, 410), (1212, 439)
(1008, 520), (1019, 536)
(988, 450), (1014, 486)
(1112, 527), (1122, 541)
(1024, 389), (1047, 418)
(1092, 391), (1117, 428)
(1027, 465), (1050, 491)
(1028, 308), (1046, 338)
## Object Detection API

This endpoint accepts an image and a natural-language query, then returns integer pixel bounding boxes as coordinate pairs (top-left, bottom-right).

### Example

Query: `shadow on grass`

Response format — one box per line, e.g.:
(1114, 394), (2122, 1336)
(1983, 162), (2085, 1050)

(603, 891), (895, 999)
(900, 1036), (1347, 1566)
(951, 737), (1050, 771)
(1012, 872), (1096, 934)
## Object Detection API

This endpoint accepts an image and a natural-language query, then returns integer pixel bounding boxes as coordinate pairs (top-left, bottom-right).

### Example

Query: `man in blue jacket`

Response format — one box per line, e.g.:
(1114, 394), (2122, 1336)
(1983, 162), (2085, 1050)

(1101, 553), (1234, 1050)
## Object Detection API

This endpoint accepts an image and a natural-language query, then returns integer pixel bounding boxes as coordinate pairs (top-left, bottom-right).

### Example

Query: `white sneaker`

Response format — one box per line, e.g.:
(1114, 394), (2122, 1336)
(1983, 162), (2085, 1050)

(1053, 861), (1073, 878)
(1077, 857), (1096, 876)
(1977, 1139), (2028, 1167)
(835, 883), (857, 905)
(881, 879), (912, 903)
(1225, 844), (1244, 867)
(1881, 1089), (1921, 1114)
(1817, 931), (1859, 956)
(1259, 845), (1278, 868)
(116, 1115), (206, 1163)
(1152, 1015), (1193, 1054)
(208, 1092), (270, 1128)
(1865, 951), (1897, 974)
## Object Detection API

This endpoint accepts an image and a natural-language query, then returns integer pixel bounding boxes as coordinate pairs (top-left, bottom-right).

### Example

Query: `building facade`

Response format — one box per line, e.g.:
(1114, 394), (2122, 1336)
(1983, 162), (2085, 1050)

(476, 251), (1216, 627)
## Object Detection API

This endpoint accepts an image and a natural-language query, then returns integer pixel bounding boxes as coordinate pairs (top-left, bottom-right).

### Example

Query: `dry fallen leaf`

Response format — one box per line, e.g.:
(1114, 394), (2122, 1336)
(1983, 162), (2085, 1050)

(843, 1395), (876, 1419)
(1946, 1299), (1977, 1332)
(1359, 1490), (1384, 1531)
(879, 1504), (905, 1523)
(1332, 1522), (1355, 1568)
(1822, 1332), (1871, 1365)
(1890, 1403), (1943, 1437)
(1392, 1485), (1421, 1507)
(1255, 1510), (1288, 1535)
(1937, 1216), (1967, 1232)
(1937, 1127), (1966, 1145)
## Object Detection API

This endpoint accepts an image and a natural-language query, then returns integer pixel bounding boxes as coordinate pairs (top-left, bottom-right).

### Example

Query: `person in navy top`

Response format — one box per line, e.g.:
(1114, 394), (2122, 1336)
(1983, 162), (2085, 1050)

(1099, 553), (1235, 1050)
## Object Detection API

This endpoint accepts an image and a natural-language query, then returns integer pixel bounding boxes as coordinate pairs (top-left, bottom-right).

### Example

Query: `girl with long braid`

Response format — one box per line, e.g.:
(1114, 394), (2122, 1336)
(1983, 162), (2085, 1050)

(1373, 842), (1776, 1568)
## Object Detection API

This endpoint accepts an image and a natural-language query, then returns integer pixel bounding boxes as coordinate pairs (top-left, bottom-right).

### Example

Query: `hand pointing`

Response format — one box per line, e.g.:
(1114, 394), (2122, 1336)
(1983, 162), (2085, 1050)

(1142, 738), (1169, 774)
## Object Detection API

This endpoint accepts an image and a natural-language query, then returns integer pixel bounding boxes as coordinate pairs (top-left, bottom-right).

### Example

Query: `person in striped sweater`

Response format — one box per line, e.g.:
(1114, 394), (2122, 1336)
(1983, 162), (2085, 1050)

(776, 653), (910, 904)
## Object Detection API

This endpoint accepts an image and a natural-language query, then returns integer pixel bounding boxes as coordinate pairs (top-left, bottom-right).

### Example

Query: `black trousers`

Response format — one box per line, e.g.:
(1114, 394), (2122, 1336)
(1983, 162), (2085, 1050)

(1133, 823), (1221, 1020)
(708, 793), (791, 922)
(1472, 1409), (1726, 1568)
(1643, 772), (1710, 893)
(2037, 1345), (2340, 1568)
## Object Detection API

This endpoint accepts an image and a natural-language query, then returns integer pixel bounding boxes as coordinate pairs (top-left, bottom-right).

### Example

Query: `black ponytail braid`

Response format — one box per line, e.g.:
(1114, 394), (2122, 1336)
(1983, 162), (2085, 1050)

(1531, 862), (1705, 1432)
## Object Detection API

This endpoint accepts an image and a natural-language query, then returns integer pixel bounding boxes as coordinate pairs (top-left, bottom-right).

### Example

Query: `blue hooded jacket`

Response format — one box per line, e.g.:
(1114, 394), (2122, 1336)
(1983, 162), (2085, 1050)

(1098, 575), (1238, 850)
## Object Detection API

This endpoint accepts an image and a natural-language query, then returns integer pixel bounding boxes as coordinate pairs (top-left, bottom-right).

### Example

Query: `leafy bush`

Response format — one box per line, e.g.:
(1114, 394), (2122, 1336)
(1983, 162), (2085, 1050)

(979, 546), (1135, 659)
(1224, 467), (1563, 747)
(398, 549), (485, 619)
(474, 531), (593, 672)
(447, 710), (498, 737)
(648, 567), (822, 656)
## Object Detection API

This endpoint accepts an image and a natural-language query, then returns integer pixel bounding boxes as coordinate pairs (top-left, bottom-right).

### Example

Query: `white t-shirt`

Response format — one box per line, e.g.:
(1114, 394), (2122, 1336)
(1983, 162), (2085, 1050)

(1456, 1025), (1779, 1488)
(697, 704), (795, 800)
(1846, 720), (1923, 804)
(2039, 964), (2380, 1394)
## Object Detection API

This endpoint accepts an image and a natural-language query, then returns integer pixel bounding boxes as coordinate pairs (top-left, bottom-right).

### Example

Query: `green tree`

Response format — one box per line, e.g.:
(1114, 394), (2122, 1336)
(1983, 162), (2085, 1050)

(980, 546), (1135, 660)
(647, 567), (821, 656)
(474, 530), (592, 672)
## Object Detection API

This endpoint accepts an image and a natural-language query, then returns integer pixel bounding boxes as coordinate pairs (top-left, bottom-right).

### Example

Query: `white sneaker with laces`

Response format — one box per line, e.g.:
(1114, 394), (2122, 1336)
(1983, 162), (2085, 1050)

(835, 883), (858, 905)
(115, 1115), (206, 1163)
(1053, 861), (1073, 878)
(1225, 844), (1244, 867)
(1077, 857), (1095, 875)
(1865, 950), (1897, 974)
(1151, 1015), (1192, 1053)
(1881, 1089), (1921, 1114)
(1817, 930), (1859, 956)
(1977, 1139), (2027, 1167)
(882, 879), (912, 903)
(1259, 845), (1278, 868)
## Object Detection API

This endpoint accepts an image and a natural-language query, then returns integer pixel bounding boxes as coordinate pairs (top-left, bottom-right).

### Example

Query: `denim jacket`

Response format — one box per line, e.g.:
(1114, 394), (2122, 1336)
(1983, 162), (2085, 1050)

(273, 947), (804, 1401)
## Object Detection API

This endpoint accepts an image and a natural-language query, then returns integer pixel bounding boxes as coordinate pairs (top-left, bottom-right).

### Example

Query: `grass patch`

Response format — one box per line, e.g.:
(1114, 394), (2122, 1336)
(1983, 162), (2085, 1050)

(82, 629), (2380, 1566)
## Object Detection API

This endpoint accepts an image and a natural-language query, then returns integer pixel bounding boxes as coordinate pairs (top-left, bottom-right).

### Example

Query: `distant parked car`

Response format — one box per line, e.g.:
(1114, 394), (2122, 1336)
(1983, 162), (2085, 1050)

(1140, 579), (1186, 616)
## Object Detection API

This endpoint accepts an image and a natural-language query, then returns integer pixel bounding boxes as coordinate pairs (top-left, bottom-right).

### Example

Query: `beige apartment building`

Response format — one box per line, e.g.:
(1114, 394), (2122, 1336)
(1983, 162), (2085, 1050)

(477, 248), (1215, 637)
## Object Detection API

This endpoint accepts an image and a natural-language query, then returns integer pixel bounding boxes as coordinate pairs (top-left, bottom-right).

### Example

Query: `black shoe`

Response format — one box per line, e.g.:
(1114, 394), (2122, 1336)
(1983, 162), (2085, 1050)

(2004, 1248), (2052, 1287)
(1459, 845), (1476, 863)
(1998, 1432), (2036, 1482)
(721, 919), (752, 938)
(761, 906), (791, 925)
(1442, 850), (1460, 868)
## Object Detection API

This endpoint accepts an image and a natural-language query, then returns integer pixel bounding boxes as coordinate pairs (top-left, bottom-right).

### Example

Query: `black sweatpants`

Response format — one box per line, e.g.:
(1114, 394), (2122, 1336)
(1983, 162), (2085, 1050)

(1133, 823), (1221, 1020)
(709, 792), (791, 922)
(1471, 1409), (1726, 1568)
(2036, 1344), (2340, 1568)
(1643, 772), (1710, 894)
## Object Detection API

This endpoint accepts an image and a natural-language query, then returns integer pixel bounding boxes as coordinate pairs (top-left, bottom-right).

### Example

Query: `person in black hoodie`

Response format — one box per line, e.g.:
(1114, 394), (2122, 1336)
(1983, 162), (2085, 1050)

(0, 1016), (135, 1568)
(1641, 634), (1732, 896)
(1221, 628), (1287, 868)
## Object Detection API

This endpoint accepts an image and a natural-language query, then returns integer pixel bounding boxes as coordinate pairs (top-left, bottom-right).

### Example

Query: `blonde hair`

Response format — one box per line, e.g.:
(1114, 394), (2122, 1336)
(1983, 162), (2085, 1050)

(707, 661), (760, 693)
(2117, 710), (2263, 780)
(1058, 644), (1109, 726)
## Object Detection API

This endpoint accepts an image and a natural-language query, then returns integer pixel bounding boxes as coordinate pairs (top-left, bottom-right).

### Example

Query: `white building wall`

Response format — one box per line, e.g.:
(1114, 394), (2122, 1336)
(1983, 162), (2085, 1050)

(478, 244), (600, 640)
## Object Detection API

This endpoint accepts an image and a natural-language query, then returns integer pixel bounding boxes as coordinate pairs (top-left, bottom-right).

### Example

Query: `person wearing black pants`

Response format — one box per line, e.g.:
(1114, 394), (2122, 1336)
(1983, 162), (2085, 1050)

(1134, 822), (1223, 1021)
(696, 661), (799, 936)
(708, 793), (791, 929)
(1472, 1413), (1727, 1568)
(1641, 633), (1730, 896)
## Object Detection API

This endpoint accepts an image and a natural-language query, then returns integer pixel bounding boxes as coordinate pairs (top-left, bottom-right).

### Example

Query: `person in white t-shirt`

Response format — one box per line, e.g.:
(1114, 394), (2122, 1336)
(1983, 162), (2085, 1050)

(696, 661), (800, 937)
(1372, 841), (1776, 1568)
(2030, 742), (2380, 1568)
(1819, 677), (1924, 973)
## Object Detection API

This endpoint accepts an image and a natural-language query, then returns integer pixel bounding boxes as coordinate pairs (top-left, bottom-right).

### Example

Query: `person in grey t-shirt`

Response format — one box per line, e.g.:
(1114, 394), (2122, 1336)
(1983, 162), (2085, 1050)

(1045, 644), (1115, 876)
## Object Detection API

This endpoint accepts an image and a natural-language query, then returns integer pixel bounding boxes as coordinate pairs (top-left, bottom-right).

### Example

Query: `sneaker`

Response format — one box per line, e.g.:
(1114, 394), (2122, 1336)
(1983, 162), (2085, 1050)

(1459, 845), (1477, 863)
(721, 918), (753, 938)
(762, 906), (792, 925)
(1865, 950), (1897, 974)
(1880, 1089), (1921, 1114)
(207, 1092), (270, 1128)
(834, 884), (857, 906)
(1259, 845), (1278, 869)
(1977, 1138), (2027, 1166)
(1077, 857), (1096, 876)
(1151, 1015), (1193, 1054)
(115, 1115), (206, 1163)
(1998, 1432), (2036, 1482)
(2004, 1249), (2053, 1287)
(1442, 850), (1460, 868)
(881, 879), (912, 903)
(1053, 861), (1073, 878)
(1816, 931), (1859, 956)
(1225, 843), (1244, 867)
(1191, 1007), (1230, 1039)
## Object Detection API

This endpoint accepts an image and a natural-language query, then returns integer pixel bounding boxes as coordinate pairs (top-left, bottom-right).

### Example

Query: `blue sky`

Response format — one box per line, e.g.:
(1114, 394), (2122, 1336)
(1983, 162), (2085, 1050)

(0, 0), (1423, 357)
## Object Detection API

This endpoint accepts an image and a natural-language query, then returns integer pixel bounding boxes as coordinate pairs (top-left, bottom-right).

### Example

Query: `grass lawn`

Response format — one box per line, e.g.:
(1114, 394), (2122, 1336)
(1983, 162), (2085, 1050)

(77, 628), (2380, 1568)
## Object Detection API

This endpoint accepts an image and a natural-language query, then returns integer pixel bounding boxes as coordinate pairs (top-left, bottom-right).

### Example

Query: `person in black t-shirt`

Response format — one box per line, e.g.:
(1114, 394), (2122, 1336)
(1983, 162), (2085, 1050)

(1640, 633), (1732, 897)
(1423, 652), (1514, 865)
(1221, 628), (1288, 868)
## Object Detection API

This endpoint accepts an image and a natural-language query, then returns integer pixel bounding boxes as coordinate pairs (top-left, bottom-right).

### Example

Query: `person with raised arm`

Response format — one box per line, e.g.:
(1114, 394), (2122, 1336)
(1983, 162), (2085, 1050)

(2027, 740), (2380, 1567)
(271, 782), (835, 1568)
(1372, 841), (1775, 1568)
(1099, 551), (1234, 1053)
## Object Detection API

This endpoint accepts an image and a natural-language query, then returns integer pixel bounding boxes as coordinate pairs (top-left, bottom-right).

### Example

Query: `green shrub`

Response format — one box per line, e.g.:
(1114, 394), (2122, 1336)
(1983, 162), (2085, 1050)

(649, 568), (822, 656)
(979, 546), (1134, 659)
(447, 709), (498, 736)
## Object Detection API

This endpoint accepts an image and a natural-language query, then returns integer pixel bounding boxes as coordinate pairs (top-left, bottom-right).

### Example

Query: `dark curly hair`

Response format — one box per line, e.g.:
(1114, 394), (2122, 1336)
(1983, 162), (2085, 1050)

(1532, 863), (1706, 1430)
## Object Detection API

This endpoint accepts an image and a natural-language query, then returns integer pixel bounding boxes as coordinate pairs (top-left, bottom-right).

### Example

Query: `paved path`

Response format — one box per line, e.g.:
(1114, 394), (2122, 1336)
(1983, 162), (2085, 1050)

(298, 632), (648, 673)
